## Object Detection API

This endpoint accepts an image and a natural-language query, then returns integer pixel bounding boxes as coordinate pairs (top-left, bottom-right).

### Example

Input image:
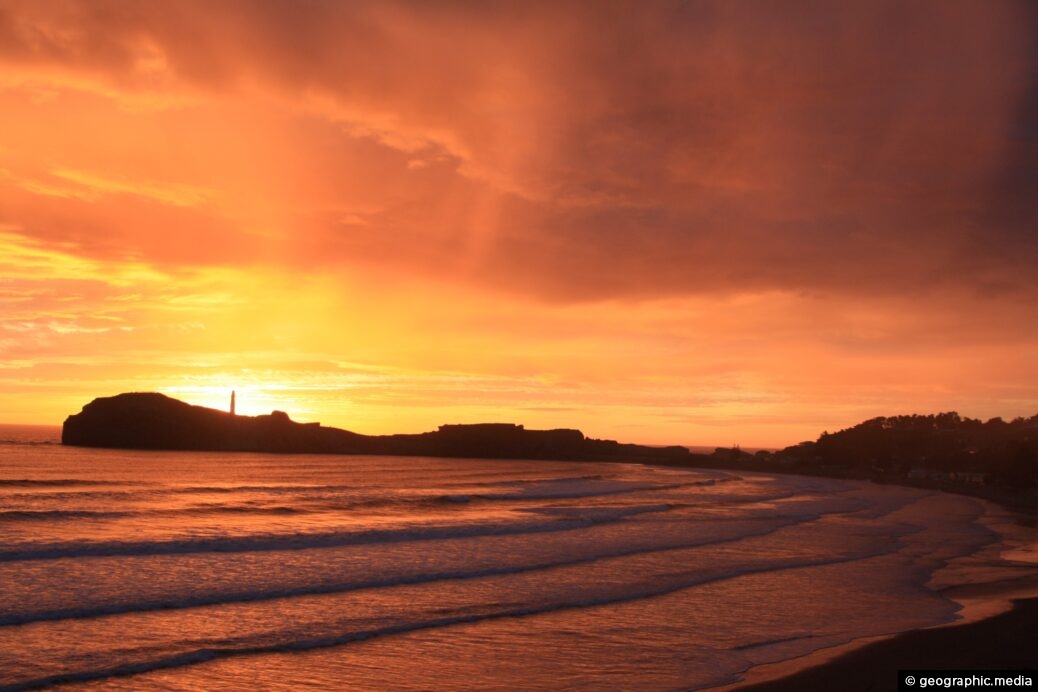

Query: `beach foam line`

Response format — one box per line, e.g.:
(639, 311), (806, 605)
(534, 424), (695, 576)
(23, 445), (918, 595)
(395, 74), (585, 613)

(718, 597), (1038, 691)
(474, 477), (721, 500)
(0, 479), (736, 510)
(0, 489), (858, 562)
(0, 509), (136, 521)
(165, 483), (359, 494)
(0, 481), (904, 561)
(0, 505), (310, 521)
(0, 478), (149, 487)
(0, 548), (901, 691)
(0, 513), (840, 628)
(733, 634), (818, 652)
(0, 503), (678, 563)
(0, 484), (355, 501)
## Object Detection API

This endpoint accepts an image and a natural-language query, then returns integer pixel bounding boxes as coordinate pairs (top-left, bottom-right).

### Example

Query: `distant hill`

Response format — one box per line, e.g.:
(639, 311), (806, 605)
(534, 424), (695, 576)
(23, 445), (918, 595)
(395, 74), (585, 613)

(62, 392), (695, 464)
(782, 412), (1037, 483)
(703, 412), (1038, 509)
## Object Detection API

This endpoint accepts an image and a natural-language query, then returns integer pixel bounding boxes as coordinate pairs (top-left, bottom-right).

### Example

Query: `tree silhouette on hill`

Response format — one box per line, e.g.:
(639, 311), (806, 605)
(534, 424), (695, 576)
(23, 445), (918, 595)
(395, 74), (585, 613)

(776, 412), (1038, 488)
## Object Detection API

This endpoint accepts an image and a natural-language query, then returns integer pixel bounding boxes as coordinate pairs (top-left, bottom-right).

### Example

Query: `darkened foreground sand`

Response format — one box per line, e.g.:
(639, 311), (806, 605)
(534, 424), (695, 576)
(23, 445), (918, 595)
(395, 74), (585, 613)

(733, 597), (1038, 691)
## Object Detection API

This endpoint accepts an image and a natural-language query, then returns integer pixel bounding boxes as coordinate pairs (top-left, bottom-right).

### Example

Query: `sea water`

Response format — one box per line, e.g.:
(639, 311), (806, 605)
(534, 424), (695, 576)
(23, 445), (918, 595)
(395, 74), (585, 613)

(0, 424), (1029, 690)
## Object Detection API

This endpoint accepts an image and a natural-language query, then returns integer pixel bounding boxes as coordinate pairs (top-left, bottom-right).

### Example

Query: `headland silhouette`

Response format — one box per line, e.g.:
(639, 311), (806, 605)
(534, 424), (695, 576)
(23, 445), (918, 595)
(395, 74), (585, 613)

(62, 392), (693, 463)
(61, 393), (1036, 510)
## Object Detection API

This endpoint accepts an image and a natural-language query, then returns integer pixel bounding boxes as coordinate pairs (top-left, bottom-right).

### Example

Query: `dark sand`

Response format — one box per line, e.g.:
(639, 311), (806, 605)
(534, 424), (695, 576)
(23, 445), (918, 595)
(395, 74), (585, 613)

(732, 597), (1038, 691)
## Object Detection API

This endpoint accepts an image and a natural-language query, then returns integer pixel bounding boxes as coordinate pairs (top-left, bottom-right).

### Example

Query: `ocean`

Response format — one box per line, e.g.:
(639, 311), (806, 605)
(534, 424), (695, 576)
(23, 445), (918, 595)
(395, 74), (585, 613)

(0, 423), (1031, 690)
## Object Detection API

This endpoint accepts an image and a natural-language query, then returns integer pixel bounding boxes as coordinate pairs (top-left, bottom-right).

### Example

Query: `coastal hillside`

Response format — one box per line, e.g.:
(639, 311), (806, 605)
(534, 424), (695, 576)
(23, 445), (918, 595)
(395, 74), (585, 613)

(62, 392), (693, 463)
(779, 412), (1038, 486)
(706, 412), (1038, 509)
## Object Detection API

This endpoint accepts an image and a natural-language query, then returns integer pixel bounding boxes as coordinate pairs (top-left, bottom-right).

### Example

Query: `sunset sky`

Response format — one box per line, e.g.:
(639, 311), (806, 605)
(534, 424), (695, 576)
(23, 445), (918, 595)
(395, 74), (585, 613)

(1, 0), (1036, 447)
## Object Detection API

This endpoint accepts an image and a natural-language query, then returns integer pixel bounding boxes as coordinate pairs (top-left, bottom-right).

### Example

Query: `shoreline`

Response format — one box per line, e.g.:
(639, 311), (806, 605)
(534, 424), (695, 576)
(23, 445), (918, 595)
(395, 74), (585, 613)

(710, 494), (1038, 691)
(724, 596), (1038, 691)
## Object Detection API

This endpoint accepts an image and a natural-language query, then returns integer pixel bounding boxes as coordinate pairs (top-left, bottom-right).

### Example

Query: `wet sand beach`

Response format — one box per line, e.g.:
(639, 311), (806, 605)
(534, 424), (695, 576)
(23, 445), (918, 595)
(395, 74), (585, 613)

(732, 590), (1038, 691)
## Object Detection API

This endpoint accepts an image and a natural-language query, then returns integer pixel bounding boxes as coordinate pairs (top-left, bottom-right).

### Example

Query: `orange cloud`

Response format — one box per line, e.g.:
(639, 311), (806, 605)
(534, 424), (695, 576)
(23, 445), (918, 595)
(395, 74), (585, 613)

(0, 1), (1035, 444)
